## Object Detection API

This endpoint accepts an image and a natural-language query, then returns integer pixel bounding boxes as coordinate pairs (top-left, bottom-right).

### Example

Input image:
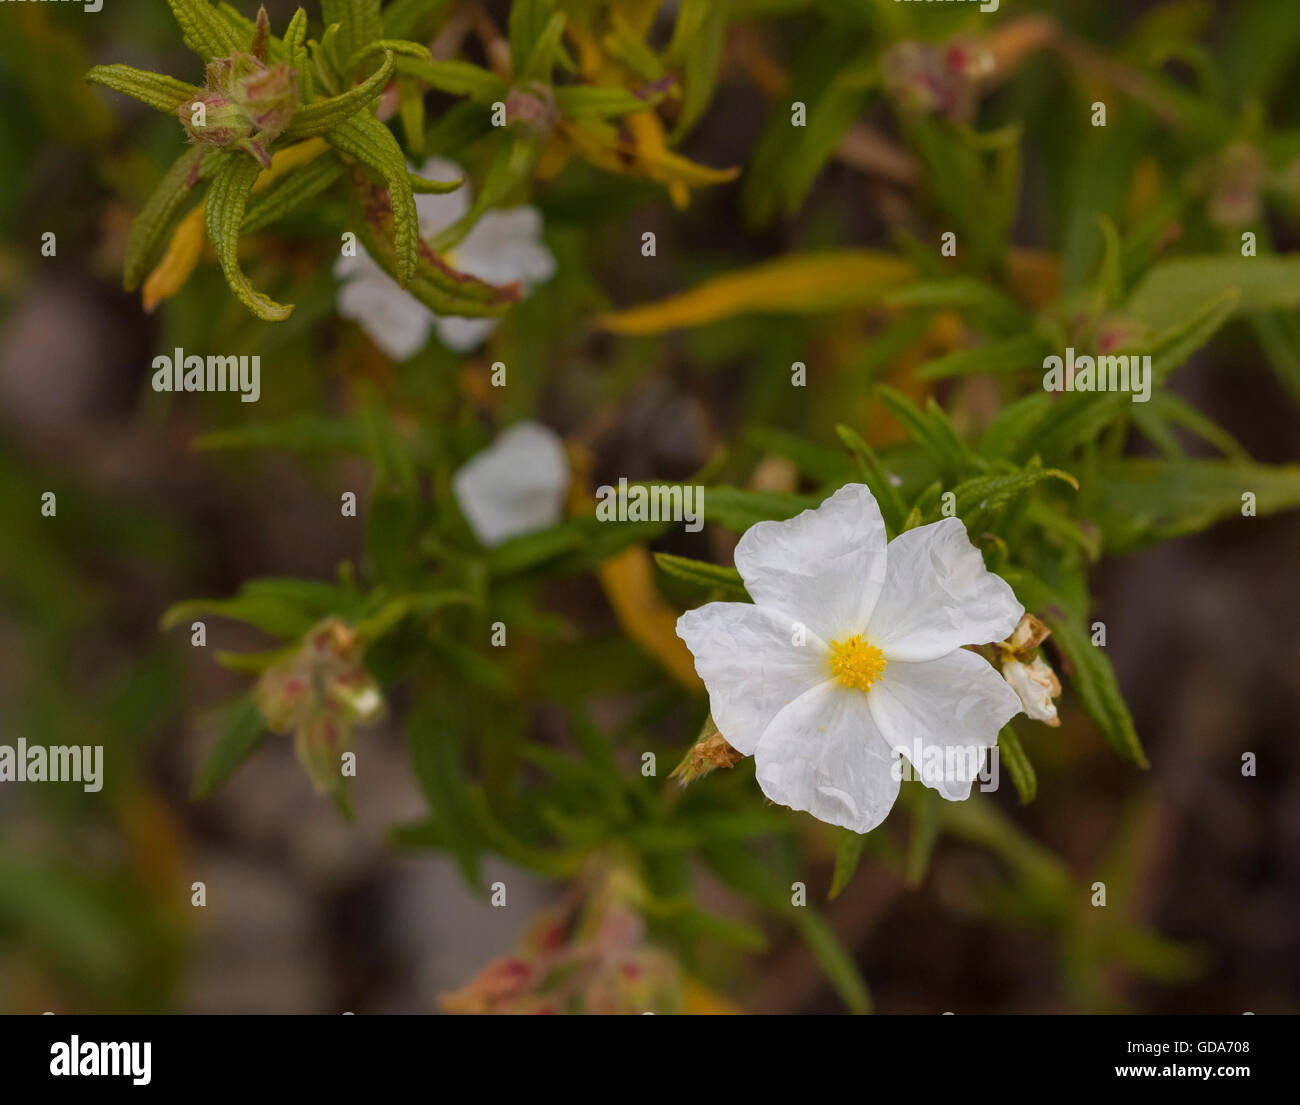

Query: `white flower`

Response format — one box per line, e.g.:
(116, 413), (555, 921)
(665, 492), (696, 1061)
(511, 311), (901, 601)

(334, 156), (556, 358)
(676, 484), (1024, 834)
(1002, 655), (1061, 727)
(452, 421), (570, 547)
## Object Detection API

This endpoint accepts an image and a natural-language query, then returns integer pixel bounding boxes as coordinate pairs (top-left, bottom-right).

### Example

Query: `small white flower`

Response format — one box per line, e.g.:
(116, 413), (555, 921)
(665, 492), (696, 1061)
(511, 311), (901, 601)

(676, 484), (1024, 834)
(452, 421), (569, 547)
(1002, 655), (1061, 727)
(334, 157), (556, 358)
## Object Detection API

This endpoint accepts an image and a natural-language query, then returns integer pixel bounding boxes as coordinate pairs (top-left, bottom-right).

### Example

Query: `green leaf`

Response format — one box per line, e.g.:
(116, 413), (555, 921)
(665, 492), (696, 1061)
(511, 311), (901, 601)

(394, 57), (509, 102)
(161, 577), (342, 638)
(653, 553), (748, 598)
(520, 12), (571, 81)
(553, 84), (657, 120)
(192, 696), (268, 799)
(997, 724), (1037, 805)
(204, 154), (293, 321)
(1148, 289), (1239, 381)
(348, 38), (431, 67)
(691, 486), (820, 533)
(916, 333), (1052, 381)
(1089, 458), (1300, 552)
(979, 392), (1052, 461)
(745, 427), (854, 484)
(1126, 255), (1300, 333)
(905, 785), (941, 887)
(952, 464), (1077, 520)
(84, 64), (200, 113)
(791, 909), (873, 1014)
(241, 155), (346, 233)
(508, 0), (557, 78)
(348, 177), (516, 317)
(283, 50), (396, 139)
(193, 414), (366, 454)
(322, 0), (383, 70)
(327, 113), (419, 286)
(882, 278), (1030, 337)
(1249, 311), (1300, 406)
(829, 830), (868, 900)
(664, 0), (727, 139)
(122, 146), (217, 292)
(167, 0), (242, 61)
(834, 423), (907, 534)
(1010, 569), (1147, 768)
(484, 524), (586, 575)
(383, 0), (452, 41)
(284, 7), (313, 103)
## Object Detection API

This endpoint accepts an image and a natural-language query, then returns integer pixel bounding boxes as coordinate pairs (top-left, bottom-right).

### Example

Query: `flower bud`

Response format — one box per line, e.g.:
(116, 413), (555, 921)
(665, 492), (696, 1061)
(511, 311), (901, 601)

(178, 50), (298, 168)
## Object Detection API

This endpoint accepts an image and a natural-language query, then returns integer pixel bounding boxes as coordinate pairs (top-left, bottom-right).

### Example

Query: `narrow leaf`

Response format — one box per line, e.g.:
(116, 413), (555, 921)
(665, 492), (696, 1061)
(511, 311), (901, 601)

(204, 154), (294, 321)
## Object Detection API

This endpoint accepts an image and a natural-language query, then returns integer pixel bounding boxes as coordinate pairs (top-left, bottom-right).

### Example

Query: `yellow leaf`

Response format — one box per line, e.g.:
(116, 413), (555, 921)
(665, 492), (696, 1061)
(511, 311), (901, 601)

(1006, 247), (1062, 311)
(597, 545), (702, 691)
(141, 139), (329, 312)
(564, 116), (738, 208)
(595, 250), (917, 334)
(566, 441), (701, 692)
(681, 977), (743, 1014)
(142, 201), (206, 313)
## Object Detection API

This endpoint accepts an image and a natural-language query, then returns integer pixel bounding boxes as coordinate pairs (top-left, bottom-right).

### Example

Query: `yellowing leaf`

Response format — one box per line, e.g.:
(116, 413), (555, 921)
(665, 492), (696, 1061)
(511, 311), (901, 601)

(566, 440), (701, 692)
(1006, 247), (1062, 311)
(142, 201), (206, 313)
(596, 250), (917, 334)
(681, 977), (742, 1014)
(597, 544), (702, 691)
(563, 115), (738, 208)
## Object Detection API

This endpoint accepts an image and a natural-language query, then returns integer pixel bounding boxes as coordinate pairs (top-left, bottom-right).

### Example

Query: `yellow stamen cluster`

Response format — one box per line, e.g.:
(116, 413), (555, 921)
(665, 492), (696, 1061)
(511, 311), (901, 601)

(829, 635), (886, 692)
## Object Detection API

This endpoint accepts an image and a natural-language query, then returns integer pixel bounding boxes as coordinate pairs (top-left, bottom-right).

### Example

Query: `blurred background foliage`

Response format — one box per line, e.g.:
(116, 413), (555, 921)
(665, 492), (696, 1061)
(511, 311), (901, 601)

(0, 0), (1297, 1013)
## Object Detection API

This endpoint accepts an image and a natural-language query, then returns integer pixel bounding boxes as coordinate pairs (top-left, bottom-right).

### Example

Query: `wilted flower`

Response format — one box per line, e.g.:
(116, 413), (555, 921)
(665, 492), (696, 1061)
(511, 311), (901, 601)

(881, 38), (994, 124)
(1204, 142), (1267, 228)
(177, 8), (297, 168)
(335, 156), (556, 357)
(253, 618), (384, 793)
(442, 866), (683, 1014)
(451, 421), (570, 548)
(671, 716), (745, 785)
(1002, 655), (1062, 727)
(677, 484), (1024, 834)
(997, 612), (1061, 726)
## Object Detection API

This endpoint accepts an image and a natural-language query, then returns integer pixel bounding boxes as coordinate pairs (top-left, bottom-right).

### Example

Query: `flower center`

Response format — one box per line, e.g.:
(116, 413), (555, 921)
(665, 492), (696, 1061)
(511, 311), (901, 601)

(828, 635), (886, 692)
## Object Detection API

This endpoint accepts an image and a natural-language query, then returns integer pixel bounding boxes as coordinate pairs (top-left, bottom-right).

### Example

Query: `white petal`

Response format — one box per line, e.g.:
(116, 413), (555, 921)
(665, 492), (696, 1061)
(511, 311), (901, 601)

(676, 603), (832, 756)
(455, 207), (557, 287)
(867, 517), (1023, 662)
(754, 680), (901, 834)
(434, 314), (499, 352)
(414, 156), (471, 234)
(335, 260), (434, 361)
(451, 421), (570, 547)
(733, 483), (888, 643)
(866, 647), (1021, 801)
